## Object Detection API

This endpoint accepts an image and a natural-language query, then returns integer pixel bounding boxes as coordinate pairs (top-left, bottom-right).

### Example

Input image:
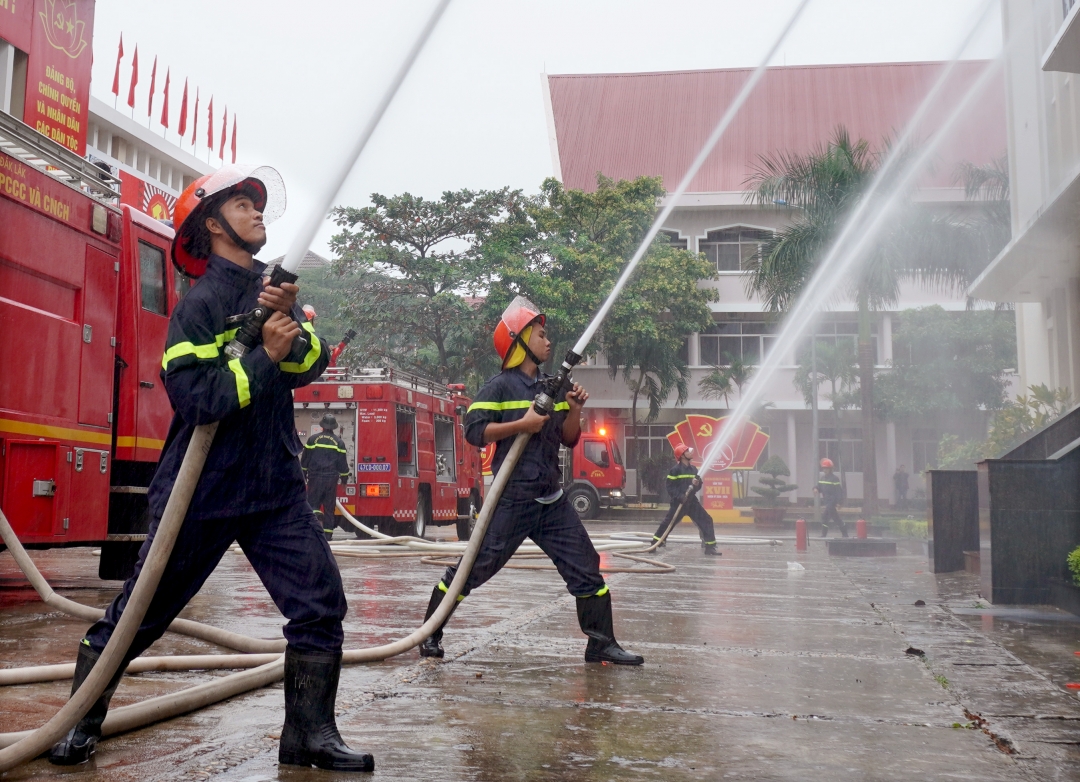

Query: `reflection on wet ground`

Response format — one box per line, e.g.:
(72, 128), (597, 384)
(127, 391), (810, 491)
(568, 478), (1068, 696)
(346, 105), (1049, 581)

(1, 525), (1077, 780)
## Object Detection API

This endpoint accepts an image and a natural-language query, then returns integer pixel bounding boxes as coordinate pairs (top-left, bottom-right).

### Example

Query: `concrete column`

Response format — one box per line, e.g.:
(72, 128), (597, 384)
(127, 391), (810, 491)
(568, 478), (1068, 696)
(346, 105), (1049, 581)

(881, 314), (893, 364)
(786, 413), (798, 491)
(885, 420), (896, 508)
(688, 332), (701, 366)
(0, 41), (14, 114)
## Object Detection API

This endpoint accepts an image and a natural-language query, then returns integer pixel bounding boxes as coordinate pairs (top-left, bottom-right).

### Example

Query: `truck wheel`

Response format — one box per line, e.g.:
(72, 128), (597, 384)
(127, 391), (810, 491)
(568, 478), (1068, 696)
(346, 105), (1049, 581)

(413, 491), (431, 539)
(567, 486), (599, 520)
(456, 492), (480, 541)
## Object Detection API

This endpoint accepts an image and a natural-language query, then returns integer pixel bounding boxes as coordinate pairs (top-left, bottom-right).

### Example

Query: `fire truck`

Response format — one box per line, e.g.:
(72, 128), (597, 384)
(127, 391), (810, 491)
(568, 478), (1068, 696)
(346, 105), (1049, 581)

(480, 427), (626, 520)
(0, 112), (182, 579)
(293, 367), (484, 540)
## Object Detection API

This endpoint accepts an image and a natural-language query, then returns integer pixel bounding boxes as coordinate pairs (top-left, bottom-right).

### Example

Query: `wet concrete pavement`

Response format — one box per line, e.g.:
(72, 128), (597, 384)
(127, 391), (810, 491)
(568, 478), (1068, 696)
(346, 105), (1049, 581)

(2, 524), (1078, 780)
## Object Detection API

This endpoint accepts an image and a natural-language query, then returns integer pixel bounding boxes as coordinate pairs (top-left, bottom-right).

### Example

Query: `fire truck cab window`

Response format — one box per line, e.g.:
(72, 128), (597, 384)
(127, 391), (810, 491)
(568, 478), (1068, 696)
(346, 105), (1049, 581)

(138, 241), (168, 315)
(396, 409), (418, 477)
(434, 417), (456, 482)
(611, 439), (623, 466)
(583, 441), (609, 468)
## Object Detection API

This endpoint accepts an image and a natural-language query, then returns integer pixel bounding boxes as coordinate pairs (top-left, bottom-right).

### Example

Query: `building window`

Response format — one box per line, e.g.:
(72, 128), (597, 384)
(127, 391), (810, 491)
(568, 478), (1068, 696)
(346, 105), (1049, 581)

(699, 227), (772, 272)
(819, 427), (862, 473)
(911, 428), (939, 473)
(624, 424), (675, 470)
(799, 318), (877, 364)
(700, 321), (777, 366)
(660, 230), (688, 250)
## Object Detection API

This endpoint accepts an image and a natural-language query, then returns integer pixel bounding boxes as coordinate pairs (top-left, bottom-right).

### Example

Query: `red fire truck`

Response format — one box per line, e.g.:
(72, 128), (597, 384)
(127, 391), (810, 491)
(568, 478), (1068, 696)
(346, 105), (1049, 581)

(0, 114), (182, 579)
(293, 367), (483, 540)
(480, 427), (626, 520)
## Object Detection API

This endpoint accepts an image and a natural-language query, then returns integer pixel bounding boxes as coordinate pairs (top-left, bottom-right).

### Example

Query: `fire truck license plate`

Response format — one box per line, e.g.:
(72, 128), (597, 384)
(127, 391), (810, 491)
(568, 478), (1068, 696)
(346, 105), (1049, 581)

(357, 463), (392, 472)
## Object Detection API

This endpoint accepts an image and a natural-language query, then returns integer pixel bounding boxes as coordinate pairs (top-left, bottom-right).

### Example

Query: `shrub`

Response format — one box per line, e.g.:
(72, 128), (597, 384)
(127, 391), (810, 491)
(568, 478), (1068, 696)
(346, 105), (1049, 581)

(1068, 545), (1080, 587)
(751, 456), (798, 507)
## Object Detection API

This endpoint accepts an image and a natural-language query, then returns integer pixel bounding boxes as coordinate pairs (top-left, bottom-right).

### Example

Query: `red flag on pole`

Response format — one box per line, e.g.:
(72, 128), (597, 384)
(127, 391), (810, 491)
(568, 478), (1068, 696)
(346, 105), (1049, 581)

(191, 88), (199, 147)
(147, 56), (157, 117)
(231, 116), (237, 164)
(178, 79), (189, 137)
(127, 46), (139, 109)
(160, 69), (170, 128)
(219, 106), (227, 160)
(111, 35), (123, 97)
(206, 97), (214, 150)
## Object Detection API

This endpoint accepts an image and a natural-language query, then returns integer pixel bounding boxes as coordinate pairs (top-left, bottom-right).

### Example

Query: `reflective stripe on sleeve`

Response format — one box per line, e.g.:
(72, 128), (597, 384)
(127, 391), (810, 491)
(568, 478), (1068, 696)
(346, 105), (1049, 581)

(160, 328), (240, 370)
(467, 400), (572, 413)
(228, 358), (251, 408)
(279, 321), (323, 373)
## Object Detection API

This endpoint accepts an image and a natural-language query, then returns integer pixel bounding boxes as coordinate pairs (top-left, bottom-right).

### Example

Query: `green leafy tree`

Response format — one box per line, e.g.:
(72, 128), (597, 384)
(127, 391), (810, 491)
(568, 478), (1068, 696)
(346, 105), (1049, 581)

(937, 384), (1072, 469)
(876, 306), (1017, 436)
(745, 127), (986, 512)
(482, 175), (716, 465)
(329, 188), (523, 385)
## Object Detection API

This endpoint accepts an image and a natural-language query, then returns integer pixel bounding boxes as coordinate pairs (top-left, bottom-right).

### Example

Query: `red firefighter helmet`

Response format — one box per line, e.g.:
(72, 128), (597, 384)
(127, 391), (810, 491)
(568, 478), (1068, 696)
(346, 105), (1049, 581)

(302, 305), (317, 321)
(493, 296), (545, 367)
(171, 164), (286, 278)
(673, 444), (694, 461)
(820, 458), (834, 469)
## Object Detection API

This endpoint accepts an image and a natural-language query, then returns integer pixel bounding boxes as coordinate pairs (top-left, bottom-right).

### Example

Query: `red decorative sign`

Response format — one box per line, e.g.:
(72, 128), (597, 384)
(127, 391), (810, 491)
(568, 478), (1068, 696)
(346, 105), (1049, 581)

(665, 414), (769, 514)
(118, 169), (175, 221)
(20, 0), (96, 154)
(666, 414), (769, 473)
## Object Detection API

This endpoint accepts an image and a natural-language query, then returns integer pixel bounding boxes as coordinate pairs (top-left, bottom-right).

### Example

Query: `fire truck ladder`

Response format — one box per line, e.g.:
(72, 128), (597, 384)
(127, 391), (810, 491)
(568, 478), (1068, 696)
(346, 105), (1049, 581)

(0, 110), (121, 200)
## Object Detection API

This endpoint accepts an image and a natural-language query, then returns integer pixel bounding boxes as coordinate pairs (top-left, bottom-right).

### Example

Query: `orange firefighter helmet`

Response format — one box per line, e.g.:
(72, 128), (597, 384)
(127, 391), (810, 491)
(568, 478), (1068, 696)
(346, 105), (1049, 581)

(820, 458), (834, 469)
(674, 444), (695, 461)
(171, 164), (286, 278)
(493, 296), (546, 368)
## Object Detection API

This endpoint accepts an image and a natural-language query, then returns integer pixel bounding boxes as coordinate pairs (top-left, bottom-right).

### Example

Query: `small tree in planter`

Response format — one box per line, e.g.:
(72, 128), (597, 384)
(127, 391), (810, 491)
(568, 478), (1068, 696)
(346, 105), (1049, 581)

(751, 456), (798, 527)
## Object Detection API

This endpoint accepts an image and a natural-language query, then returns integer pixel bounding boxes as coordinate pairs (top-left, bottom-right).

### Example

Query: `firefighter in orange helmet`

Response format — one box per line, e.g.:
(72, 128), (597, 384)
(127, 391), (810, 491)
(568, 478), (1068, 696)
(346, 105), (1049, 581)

(814, 457), (846, 537)
(652, 444), (720, 554)
(50, 165), (373, 772)
(417, 296), (644, 665)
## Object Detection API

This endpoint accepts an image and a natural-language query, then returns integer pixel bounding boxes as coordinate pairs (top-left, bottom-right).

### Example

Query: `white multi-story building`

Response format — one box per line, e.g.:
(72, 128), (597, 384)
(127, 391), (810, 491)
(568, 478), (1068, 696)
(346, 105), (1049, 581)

(970, 0), (1080, 402)
(542, 61), (1009, 505)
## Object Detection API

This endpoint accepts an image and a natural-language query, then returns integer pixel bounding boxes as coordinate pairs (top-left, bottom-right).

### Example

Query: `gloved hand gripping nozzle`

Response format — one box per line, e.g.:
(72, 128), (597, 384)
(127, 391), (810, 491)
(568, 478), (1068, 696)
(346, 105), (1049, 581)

(532, 349), (583, 414)
(224, 265), (308, 360)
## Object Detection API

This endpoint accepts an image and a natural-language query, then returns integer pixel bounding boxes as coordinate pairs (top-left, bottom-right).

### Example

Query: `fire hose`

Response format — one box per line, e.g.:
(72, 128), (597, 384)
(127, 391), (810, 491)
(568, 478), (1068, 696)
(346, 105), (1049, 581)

(0, 0), (810, 766)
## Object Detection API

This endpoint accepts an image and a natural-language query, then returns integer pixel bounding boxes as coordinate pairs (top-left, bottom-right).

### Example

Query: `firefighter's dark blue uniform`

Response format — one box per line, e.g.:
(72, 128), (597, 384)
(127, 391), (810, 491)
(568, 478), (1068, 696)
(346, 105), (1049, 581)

(652, 461), (717, 547)
(302, 429), (351, 535)
(85, 254), (346, 658)
(437, 368), (607, 599)
(816, 472), (846, 536)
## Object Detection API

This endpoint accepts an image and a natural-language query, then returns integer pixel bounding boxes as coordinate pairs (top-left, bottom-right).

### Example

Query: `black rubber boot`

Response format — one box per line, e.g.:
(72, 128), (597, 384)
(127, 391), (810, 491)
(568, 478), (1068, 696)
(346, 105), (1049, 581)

(418, 584), (457, 658)
(702, 542), (721, 556)
(577, 591), (644, 665)
(651, 535), (667, 548)
(49, 643), (125, 765)
(279, 648), (374, 772)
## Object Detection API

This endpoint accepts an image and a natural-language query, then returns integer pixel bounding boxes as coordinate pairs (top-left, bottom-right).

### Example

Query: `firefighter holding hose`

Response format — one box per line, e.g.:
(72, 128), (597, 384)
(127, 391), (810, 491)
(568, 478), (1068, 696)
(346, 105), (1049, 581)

(417, 297), (644, 665)
(49, 165), (374, 773)
(302, 413), (352, 540)
(651, 444), (720, 555)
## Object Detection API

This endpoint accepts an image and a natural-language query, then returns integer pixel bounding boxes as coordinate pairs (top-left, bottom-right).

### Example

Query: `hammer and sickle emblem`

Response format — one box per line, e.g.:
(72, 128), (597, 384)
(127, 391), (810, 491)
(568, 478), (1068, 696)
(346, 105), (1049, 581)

(698, 423), (713, 437)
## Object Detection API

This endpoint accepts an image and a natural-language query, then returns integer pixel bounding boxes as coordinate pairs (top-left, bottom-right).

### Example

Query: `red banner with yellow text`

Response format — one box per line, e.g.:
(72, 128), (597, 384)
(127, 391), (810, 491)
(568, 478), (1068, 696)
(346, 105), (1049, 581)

(20, 0), (96, 155)
(0, 0), (36, 51)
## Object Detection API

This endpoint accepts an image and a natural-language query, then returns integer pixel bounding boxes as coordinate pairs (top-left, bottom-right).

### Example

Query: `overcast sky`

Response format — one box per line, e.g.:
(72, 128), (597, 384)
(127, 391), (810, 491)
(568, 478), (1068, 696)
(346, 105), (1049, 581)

(89, 0), (1002, 260)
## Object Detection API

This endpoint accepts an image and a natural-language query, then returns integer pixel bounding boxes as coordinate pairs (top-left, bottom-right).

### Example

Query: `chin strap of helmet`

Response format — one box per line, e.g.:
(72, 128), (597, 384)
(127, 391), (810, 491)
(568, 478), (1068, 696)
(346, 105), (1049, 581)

(211, 206), (264, 255)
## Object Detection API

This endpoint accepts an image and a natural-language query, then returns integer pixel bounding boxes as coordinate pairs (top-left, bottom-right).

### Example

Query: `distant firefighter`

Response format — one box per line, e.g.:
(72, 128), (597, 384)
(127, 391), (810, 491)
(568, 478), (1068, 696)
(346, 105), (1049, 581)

(301, 413), (352, 540)
(814, 458), (847, 538)
(652, 444), (720, 555)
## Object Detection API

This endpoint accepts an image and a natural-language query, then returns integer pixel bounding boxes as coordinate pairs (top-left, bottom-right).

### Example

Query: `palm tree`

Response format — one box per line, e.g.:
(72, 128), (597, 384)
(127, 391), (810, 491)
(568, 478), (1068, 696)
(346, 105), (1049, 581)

(745, 127), (978, 513)
(698, 353), (754, 409)
(794, 339), (859, 496)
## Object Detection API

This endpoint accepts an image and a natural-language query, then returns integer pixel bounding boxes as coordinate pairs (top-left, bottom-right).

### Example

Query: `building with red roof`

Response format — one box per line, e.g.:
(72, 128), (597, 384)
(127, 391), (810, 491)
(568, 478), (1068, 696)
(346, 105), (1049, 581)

(541, 61), (1008, 508)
